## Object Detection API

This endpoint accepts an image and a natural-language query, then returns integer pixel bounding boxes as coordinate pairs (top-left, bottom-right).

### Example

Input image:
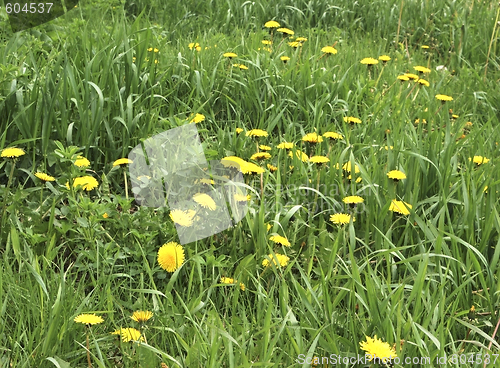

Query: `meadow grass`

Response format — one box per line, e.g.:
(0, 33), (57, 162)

(0, 0), (500, 367)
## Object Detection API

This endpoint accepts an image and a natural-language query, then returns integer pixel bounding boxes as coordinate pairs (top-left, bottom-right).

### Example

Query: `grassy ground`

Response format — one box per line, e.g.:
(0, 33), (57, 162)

(0, 0), (500, 367)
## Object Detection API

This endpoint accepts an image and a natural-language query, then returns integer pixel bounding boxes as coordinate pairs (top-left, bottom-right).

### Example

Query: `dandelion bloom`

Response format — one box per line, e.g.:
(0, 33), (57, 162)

(66, 176), (99, 191)
(330, 213), (354, 224)
(243, 162), (265, 174)
(347, 175), (362, 183)
(343, 116), (362, 124)
(359, 335), (397, 363)
(309, 156), (330, 164)
(323, 132), (343, 140)
(421, 45), (430, 49)
(233, 64), (249, 70)
(261, 40), (272, 45)
(223, 52), (237, 58)
(469, 156), (490, 165)
(280, 56), (290, 63)
(74, 156), (90, 168)
(414, 118), (427, 124)
(35, 172), (56, 182)
(397, 75), (409, 81)
(387, 170), (406, 181)
(270, 235), (291, 247)
(221, 276), (235, 284)
(169, 209), (195, 227)
(131, 311), (153, 323)
(295, 37), (308, 42)
(321, 46), (338, 55)
(267, 163), (278, 172)
(111, 328), (144, 343)
(378, 55), (391, 62)
(1, 147), (25, 158)
(288, 41), (302, 48)
(157, 242), (185, 272)
(417, 79), (430, 87)
(251, 152), (271, 161)
(113, 158), (133, 167)
(262, 253), (290, 268)
(389, 200), (412, 215)
(277, 142), (294, 149)
(302, 132), (323, 143)
(235, 128), (244, 134)
(435, 94), (453, 102)
(234, 193), (251, 202)
(404, 73), (419, 80)
(414, 65), (431, 74)
(193, 193), (217, 210)
(264, 20), (280, 28)
(246, 129), (268, 138)
(288, 150), (309, 162)
(360, 57), (378, 65)
(102, 213), (109, 219)
(74, 314), (104, 326)
(342, 196), (364, 204)
(277, 28), (294, 36)
(341, 162), (360, 173)
(189, 42), (201, 51)
(259, 145), (272, 151)
(189, 113), (205, 123)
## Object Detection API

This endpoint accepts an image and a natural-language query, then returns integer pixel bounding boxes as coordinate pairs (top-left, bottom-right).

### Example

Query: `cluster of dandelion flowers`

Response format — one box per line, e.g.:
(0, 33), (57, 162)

(262, 253), (290, 268)
(1, 147), (25, 159)
(330, 213), (354, 225)
(66, 176), (99, 191)
(73, 155), (90, 168)
(436, 94), (453, 102)
(246, 129), (268, 138)
(131, 310), (153, 323)
(387, 170), (406, 181)
(302, 132), (323, 144)
(343, 116), (362, 124)
(113, 158), (133, 167)
(35, 172), (55, 182)
(469, 156), (490, 165)
(193, 192), (216, 211)
(74, 313), (104, 326)
(189, 42), (201, 51)
(189, 113), (206, 123)
(389, 200), (412, 216)
(360, 57), (378, 65)
(157, 242), (185, 273)
(270, 235), (291, 247)
(169, 209), (195, 227)
(359, 335), (397, 363)
(321, 46), (338, 55)
(111, 328), (144, 343)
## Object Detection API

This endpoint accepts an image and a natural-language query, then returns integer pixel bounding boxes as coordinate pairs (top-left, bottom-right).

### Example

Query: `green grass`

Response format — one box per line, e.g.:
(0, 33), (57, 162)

(0, 0), (500, 367)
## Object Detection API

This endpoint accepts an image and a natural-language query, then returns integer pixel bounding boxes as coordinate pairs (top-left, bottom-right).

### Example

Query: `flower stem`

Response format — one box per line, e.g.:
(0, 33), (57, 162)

(123, 169), (129, 201)
(1, 160), (16, 230)
(86, 329), (92, 368)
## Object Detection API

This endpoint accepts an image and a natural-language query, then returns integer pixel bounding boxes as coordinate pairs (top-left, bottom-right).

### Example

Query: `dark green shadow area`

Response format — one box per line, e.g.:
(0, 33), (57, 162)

(7, 0), (79, 33)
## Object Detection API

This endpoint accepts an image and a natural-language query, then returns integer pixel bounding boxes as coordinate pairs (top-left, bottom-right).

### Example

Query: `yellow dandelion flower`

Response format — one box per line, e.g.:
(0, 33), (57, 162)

(417, 79), (430, 87)
(309, 156), (330, 164)
(261, 40), (272, 45)
(387, 170), (406, 181)
(169, 209), (194, 227)
(193, 193), (217, 210)
(341, 162), (360, 173)
(330, 213), (354, 225)
(343, 116), (362, 124)
(323, 132), (343, 140)
(277, 28), (294, 35)
(270, 235), (291, 247)
(74, 314), (104, 326)
(389, 200), (412, 215)
(397, 75), (409, 81)
(111, 328), (144, 343)
(264, 20), (280, 28)
(288, 150), (309, 162)
(251, 152), (272, 161)
(342, 196), (364, 204)
(113, 158), (133, 167)
(360, 57), (378, 65)
(321, 46), (338, 55)
(35, 172), (55, 182)
(378, 55), (391, 62)
(469, 156), (490, 165)
(131, 311), (153, 323)
(302, 133), (323, 143)
(223, 52), (238, 58)
(234, 193), (251, 202)
(295, 37), (308, 42)
(267, 163), (278, 172)
(413, 65), (431, 74)
(360, 335), (397, 363)
(66, 176), (99, 191)
(235, 128), (244, 134)
(435, 94), (453, 102)
(1, 147), (25, 158)
(259, 145), (272, 151)
(421, 45), (430, 49)
(189, 113), (206, 123)
(220, 276), (235, 284)
(262, 253), (290, 268)
(157, 242), (185, 272)
(246, 129), (268, 138)
(277, 142), (294, 149)
(74, 156), (90, 168)
(280, 56), (291, 62)
(288, 41), (302, 48)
